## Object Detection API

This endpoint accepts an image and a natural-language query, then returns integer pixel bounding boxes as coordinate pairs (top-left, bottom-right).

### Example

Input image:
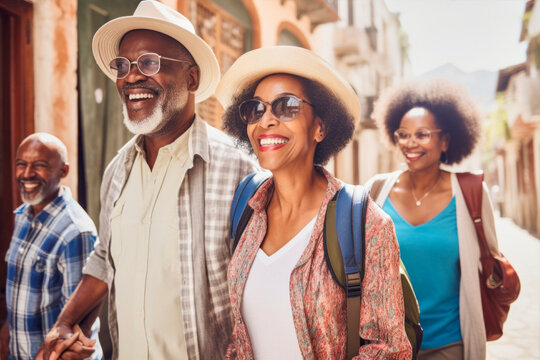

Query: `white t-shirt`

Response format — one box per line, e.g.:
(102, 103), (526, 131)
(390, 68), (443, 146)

(241, 216), (316, 360)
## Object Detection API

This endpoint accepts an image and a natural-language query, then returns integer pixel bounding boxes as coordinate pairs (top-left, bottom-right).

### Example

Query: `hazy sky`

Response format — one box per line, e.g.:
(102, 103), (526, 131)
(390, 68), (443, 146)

(384, 0), (528, 75)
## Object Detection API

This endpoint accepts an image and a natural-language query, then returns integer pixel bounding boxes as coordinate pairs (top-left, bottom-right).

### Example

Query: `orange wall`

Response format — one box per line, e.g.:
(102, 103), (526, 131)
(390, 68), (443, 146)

(32, 0), (79, 195)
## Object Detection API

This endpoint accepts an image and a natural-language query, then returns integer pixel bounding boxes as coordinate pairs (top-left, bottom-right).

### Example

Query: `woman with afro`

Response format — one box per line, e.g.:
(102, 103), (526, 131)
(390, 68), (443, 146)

(367, 79), (502, 360)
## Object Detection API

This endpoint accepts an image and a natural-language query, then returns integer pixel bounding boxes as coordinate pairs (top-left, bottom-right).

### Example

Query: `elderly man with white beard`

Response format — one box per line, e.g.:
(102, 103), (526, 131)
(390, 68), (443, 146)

(1, 133), (100, 360)
(42, 2), (257, 360)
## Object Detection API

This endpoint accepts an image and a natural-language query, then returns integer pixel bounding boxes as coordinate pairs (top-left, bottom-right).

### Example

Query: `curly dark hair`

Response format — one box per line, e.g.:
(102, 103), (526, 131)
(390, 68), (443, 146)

(373, 78), (481, 165)
(222, 74), (355, 165)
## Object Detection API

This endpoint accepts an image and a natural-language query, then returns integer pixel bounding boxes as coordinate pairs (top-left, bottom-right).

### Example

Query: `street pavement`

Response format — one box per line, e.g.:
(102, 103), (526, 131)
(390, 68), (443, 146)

(486, 216), (540, 360)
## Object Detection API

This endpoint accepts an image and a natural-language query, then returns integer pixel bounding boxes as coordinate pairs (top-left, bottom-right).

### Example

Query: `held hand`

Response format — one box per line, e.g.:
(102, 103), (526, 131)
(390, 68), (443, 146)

(35, 348), (44, 360)
(42, 323), (95, 360)
(42, 322), (73, 360)
(55, 324), (96, 360)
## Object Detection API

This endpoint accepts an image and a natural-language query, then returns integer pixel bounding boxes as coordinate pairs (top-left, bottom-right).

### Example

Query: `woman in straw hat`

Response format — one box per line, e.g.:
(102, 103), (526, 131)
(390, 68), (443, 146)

(215, 46), (411, 359)
(367, 79), (500, 360)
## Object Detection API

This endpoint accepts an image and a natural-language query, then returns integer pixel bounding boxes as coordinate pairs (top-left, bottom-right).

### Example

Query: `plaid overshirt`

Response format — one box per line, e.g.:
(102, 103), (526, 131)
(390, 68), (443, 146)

(5, 187), (98, 360)
(83, 116), (258, 360)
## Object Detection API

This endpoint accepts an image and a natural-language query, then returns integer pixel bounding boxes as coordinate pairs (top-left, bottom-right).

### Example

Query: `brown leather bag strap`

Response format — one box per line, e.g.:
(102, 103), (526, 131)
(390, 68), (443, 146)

(456, 172), (491, 259)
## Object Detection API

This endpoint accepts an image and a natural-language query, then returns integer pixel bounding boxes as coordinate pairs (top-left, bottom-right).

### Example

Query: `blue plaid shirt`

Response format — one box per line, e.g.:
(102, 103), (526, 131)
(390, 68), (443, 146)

(5, 187), (100, 360)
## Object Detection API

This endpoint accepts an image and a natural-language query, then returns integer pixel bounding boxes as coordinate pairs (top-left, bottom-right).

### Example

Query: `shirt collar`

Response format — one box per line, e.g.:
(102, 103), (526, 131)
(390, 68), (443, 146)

(134, 127), (192, 162)
(13, 186), (71, 223)
(131, 115), (208, 165)
(189, 115), (210, 163)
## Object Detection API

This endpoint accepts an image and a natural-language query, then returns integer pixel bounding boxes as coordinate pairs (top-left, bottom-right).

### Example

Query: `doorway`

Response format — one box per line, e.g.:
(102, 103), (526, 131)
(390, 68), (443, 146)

(0, 0), (34, 323)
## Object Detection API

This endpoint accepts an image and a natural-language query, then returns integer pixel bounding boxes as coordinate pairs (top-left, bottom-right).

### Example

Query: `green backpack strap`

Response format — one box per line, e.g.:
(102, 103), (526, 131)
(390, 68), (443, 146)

(400, 260), (423, 358)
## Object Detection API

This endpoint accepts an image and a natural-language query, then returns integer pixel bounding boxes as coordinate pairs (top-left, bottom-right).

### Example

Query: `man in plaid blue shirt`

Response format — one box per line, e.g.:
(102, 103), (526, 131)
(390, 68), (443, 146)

(1, 133), (101, 360)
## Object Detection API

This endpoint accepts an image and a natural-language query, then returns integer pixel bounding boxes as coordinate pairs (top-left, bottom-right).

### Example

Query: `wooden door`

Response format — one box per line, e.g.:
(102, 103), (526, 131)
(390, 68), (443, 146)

(0, 0), (34, 323)
(195, 0), (248, 129)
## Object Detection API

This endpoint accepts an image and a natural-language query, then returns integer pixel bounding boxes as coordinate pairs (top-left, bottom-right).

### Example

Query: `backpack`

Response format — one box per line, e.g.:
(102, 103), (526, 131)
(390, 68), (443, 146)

(230, 172), (423, 359)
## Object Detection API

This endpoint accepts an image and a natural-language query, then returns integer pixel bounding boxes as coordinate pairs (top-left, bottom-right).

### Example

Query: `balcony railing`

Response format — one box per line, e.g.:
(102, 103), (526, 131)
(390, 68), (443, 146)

(334, 26), (372, 64)
(334, 26), (393, 76)
(284, 0), (339, 30)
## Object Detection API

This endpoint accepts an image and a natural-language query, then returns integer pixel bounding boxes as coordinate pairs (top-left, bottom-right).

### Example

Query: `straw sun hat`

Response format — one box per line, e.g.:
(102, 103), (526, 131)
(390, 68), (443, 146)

(92, 0), (219, 103)
(215, 46), (361, 124)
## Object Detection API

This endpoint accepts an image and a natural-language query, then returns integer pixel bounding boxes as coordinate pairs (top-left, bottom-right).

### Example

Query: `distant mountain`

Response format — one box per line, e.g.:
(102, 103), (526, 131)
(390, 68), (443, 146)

(417, 63), (497, 112)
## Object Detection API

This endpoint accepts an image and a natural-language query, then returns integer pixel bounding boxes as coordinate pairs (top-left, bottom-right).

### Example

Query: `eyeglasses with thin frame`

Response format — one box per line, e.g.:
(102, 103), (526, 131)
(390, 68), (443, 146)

(109, 52), (192, 79)
(393, 128), (443, 145)
(238, 95), (314, 124)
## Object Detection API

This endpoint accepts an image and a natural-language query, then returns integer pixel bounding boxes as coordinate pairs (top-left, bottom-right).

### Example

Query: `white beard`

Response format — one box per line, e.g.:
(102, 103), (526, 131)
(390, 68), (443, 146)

(122, 100), (166, 135)
(21, 190), (46, 206)
(122, 83), (189, 135)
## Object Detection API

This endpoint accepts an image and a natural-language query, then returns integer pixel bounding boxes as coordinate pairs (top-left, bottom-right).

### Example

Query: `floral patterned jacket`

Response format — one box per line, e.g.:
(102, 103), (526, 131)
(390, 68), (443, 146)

(226, 170), (412, 359)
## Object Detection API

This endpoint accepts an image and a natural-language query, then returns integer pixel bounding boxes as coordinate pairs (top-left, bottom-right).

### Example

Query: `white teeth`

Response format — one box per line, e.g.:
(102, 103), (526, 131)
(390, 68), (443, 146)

(260, 138), (288, 146)
(128, 93), (154, 100)
(406, 152), (422, 158)
(23, 183), (38, 190)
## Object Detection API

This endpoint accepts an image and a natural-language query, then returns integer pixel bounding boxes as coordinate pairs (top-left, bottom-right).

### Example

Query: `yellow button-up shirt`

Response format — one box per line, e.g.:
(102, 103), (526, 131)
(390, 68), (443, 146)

(111, 129), (191, 359)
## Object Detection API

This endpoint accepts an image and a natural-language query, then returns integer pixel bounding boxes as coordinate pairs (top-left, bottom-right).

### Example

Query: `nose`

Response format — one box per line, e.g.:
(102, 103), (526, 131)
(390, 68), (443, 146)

(123, 61), (146, 82)
(21, 164), (34, 179)
(257, 107), (278, 129)
(405, 135), (420, 147)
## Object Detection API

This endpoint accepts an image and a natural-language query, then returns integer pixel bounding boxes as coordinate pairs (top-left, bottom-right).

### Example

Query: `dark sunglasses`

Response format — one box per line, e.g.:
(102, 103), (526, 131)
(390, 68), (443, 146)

(238, 95), (314, 124)
(109, 52), (192, 79)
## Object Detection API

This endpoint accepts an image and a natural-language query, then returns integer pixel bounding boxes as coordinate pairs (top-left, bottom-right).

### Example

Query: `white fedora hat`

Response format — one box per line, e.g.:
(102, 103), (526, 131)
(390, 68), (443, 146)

(92, 0), (219, 103)
(215, 46), (360, 124)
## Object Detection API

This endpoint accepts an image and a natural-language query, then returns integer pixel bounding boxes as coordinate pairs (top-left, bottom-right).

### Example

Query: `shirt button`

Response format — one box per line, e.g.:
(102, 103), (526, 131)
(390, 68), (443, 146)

(18, 248), (24, 254)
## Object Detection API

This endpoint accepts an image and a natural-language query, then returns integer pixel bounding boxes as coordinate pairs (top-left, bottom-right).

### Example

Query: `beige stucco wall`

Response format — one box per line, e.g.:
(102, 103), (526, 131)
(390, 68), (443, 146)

(250, 0), (314, 47)
(535, 127), (540, 231)
(32, 0), (79, 196)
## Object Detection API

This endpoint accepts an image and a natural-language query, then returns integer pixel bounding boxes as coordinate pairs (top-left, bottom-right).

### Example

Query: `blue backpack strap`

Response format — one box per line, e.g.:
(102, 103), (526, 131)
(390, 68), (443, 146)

(230, 172), (271, 247)
(335, 184), (369, 295)
(334, 184), (370, 359)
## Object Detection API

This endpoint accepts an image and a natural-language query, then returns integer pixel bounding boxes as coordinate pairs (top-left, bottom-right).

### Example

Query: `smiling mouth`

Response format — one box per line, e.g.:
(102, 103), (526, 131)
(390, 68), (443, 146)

(128, 93), (154, 101)
(123, 84), (159, 104)
(405, 152), (423, 161)
(18, 180), (43, 194)
(259, 137), (289, 147)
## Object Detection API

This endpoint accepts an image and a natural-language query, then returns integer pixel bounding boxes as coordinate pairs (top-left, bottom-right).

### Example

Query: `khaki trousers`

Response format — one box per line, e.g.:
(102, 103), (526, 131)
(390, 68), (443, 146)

(418, 341), (464, 360)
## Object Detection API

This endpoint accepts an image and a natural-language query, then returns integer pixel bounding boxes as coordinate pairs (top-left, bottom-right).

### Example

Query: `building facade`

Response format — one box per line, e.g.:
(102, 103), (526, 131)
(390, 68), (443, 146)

(330, 0), (410, 185)
(494, 0), (540, 235)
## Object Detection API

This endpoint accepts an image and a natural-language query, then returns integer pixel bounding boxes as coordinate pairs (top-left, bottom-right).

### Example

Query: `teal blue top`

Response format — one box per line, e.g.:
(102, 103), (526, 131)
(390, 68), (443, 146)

(383, 197), (462, 349)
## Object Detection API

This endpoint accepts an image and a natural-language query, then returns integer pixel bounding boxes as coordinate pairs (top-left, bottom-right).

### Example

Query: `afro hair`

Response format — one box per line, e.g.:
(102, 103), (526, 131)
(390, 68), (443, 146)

(373, 78), (482, 165)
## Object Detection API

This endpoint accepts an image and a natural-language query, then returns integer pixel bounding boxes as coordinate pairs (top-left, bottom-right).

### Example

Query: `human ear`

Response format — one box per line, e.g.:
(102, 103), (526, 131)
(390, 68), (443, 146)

(441, 133), (450, 152)
(187, 65), (200, 93)
(315, 119), (326, 143)
(60, 163), (69, 178)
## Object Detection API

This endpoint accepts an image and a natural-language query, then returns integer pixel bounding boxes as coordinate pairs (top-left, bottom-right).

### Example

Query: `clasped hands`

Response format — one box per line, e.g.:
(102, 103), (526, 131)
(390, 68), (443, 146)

(41, 323), (96, 360)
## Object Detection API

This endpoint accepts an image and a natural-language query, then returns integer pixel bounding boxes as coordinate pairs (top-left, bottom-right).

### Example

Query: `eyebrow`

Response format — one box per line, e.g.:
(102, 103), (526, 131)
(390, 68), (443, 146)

(15, 159), (50, 165)
(398, 127), (434, 131)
